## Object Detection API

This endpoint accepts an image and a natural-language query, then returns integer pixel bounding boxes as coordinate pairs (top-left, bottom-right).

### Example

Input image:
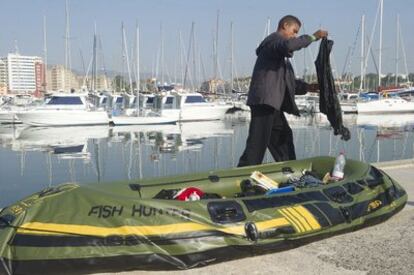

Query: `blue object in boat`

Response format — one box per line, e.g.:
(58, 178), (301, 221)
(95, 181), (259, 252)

(265, 186), (295, 195)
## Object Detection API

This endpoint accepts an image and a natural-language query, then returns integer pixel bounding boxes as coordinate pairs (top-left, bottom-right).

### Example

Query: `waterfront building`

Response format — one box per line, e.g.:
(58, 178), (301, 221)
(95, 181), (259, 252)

(201, 78), (226, 94)
(0, 53), (43, 95)
(46, 65), (81, 92)
(0, 59), (7, 95)
(92, 74), (112, 91)
(0, 84), (6, 95)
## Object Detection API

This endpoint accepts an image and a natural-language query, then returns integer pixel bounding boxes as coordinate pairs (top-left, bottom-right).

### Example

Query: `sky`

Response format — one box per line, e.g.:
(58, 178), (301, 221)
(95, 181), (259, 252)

(1, 0), (413, 82)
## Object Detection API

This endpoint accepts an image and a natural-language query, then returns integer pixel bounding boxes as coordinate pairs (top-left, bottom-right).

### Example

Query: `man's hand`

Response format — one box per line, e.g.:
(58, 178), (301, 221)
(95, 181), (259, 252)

(313, 29), (328, 40)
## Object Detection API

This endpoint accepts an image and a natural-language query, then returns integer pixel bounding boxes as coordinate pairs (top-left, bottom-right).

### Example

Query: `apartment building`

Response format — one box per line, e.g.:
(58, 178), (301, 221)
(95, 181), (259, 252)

(46, 64), (82, 92)
(0, 59), (7, 95)
(0, 53), (43, 94)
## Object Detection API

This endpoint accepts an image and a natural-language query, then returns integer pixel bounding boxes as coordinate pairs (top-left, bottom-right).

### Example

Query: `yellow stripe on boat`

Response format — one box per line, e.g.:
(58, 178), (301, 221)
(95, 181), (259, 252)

(284, 207), (311, 232)
(278, 206), (321, 233)
(278, 208), (302, 233)
(293, 205), (321, 230)
(17, 217), (291, 237)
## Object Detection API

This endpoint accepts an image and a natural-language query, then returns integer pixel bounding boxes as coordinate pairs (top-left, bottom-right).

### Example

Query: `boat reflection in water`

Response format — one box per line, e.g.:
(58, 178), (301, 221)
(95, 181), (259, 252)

(0, 125), (25, 144)
(357, 113), (414, 128)
(10, 125), (110, 160)
(110, 121), (234, 162)
(357, 114), (414, 138)
(1, 115), (413, 209)
(356, 113), (414, 163)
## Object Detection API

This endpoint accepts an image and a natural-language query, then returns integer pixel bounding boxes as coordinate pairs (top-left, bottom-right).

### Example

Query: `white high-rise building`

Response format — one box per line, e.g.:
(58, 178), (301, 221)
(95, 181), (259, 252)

(0, 59), (7, 95)
(0, 53), (43, 94)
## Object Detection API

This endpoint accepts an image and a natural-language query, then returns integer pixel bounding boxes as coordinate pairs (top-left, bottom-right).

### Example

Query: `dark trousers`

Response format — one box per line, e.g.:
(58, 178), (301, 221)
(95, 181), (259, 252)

(238, 105), (296, 167)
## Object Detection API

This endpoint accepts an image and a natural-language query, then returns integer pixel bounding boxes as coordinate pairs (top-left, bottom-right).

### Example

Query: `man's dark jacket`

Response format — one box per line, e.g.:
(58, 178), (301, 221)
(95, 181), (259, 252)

(247, 32), (313, 116)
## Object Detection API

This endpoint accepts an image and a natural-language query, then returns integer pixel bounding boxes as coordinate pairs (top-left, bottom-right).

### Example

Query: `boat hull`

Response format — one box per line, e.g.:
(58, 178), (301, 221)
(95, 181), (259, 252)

(0, 157), (407, 274)
(340, 102), (358, 113)
(111, 115), (177, 125)
(16, 110), (109, 126)
(0, 111), (21, 124)
(162, 104), (230, 122)
(357, 98), (414, 114)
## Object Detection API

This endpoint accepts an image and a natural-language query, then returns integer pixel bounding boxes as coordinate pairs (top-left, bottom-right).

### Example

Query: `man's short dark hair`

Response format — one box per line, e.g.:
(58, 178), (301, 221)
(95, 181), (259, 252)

(277, 15), (302, 30)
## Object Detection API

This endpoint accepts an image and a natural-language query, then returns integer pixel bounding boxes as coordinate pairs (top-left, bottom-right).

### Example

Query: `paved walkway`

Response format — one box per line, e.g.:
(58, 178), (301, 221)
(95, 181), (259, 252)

(98, 159), (414, 275)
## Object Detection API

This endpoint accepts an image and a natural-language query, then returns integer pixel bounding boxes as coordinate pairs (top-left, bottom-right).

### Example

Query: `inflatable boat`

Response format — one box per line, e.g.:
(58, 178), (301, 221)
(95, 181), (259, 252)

(0, 156), (407, 274)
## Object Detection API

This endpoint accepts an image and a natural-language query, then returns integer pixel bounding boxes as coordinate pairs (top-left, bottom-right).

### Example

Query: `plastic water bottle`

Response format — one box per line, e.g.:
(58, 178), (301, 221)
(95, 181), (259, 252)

(332, 152), (346, 180)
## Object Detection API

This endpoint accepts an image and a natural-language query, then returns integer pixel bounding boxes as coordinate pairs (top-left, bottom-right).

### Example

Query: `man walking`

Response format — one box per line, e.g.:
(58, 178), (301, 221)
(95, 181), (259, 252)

(238, 15), (328, 167)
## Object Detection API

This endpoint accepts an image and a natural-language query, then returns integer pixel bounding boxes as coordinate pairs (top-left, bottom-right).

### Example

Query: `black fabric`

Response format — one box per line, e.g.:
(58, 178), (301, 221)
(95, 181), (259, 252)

(315, 38), (351, 141)
(237, 104), (296, 167)
(247, 32), (312, 114)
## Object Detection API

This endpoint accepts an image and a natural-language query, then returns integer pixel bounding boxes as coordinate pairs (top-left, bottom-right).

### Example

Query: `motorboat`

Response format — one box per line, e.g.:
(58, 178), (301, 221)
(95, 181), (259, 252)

(295, 94), (319, 113)
(0, 109), (21, 124)
(0, 95), (35, 124)
(160, 92), (231, 122)
(16, 94), (109, 126)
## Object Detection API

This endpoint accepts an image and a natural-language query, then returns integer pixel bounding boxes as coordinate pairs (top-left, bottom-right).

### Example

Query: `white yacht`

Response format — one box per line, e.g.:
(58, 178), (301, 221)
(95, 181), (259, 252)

(295, 94), (319, 113)
(0, 109), (21, 124)
(16, 93), (109, 126)
(0, 95), (35, 124)
(339, 93), (358, 114)
(357, 96), (414, 114)
(160, 92), (230, 122)
(111, 94), (178, 125)
(340, 102), (358, 114)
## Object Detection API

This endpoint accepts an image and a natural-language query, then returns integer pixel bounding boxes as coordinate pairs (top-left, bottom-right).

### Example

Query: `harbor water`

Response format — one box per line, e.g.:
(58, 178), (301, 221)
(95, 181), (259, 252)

(1, 113), (414, 208)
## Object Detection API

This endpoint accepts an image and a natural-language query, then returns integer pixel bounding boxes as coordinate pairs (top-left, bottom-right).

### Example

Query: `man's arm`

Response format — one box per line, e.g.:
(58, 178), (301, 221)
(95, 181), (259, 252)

(273, 35), (313, 57)
(273, 29), (328, 57)
(295, 81), (319, 95)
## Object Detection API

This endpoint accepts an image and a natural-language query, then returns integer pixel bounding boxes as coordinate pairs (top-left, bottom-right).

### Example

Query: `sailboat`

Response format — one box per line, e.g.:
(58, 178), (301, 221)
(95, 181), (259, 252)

(111, 24), (178, 126)
(357, 0), (414, 114)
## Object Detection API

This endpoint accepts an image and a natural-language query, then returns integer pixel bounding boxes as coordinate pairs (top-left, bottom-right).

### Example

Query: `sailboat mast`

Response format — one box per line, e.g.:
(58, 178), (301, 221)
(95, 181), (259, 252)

(230, 21), (234, 92)
(192, 24), (197, 90)
(136, 23), (140, 112)
(183, 22), (194, 89)
(43, 15), (48, 93)
(378, 0), (383, 88)
(360, 14), (365, 91)
(160, 23), (164, 86)
(122, 24), (133, 93)
(214, 10), (220, 80)
(64, 0), (72, 92)
(266, 17), (270, 36)
(92, 23), (97, 92)
(395, 14), (400, 87)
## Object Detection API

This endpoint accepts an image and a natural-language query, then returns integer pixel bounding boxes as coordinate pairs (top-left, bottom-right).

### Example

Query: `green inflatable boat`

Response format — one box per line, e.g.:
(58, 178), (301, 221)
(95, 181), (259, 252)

(0, 156), (407, 274)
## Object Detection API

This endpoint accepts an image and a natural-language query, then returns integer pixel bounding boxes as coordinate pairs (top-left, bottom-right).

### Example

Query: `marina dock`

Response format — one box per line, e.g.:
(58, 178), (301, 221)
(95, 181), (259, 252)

(97, 159), (413, 275)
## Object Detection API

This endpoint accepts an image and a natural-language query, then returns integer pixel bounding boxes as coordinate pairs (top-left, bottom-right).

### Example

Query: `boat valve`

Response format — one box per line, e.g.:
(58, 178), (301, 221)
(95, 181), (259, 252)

(244, 222), (258, 242)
